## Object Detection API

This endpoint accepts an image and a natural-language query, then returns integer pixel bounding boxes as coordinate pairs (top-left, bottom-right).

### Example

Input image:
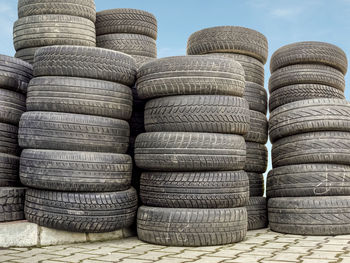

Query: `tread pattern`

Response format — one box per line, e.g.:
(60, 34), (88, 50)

(243, 82), (267, 114)
(248, 172), (264, 197)
(0, 89), (26, 125)
(137, 206), (247, 246)
(244, 142), (268, 173)
(15, 47), (37, 65)
(18, 112), (130, 153)
(133, 55), (156, 69)
(244, 110), (268, 144)
(0, 187), (25, 222)
(140, 171), (249, 208)
(247, 197), (267, 230)
(135, 132), (246, 171)
(0, 123), (19, 156)
(144, 95), (250, 134)
(0, 154), (20, 187)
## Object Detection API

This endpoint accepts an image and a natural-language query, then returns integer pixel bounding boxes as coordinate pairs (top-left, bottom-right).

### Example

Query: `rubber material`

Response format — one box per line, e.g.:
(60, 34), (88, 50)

(244, 142), (268, 173)
(0, 187), (25, 222)
(243, 82), (267, 114)
(244, 110), (268, 144)
(0, 154), (20, 187)
(247, 197), (267, 230)
(0, 89), (26, 125)
(248, 172), (264, 197)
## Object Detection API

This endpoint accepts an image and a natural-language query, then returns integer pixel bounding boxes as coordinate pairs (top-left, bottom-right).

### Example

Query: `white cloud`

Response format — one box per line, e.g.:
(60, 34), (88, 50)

(270, 7), (303, 18)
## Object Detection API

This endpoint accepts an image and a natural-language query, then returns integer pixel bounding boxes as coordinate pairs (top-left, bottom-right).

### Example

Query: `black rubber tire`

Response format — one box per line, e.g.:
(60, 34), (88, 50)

(269, 84), (345, 112)
(18, 0), (96, 22)
(13, 15), (96, 51)
(18, 112), (130, 153)
(136, 56), (245, 99)
(0, 89), (26, 125)
(270, 41), (348, 74)
(27, 76), (133, 120)
(0, 55), (33, 93)
(33, 46), (137, 86)
(15, 47), (37, 65)
(133, 55), (156, 69)
(140, 171), (249, 208)
(269, 64), (345, 93)
(135, 132), (246, 171)
(0, 187), (26, 222)
(129, 111), (145, 137)
(243, 82), (267, 114)
(0, 154), (20, 187)
(248, 172), (264, 197)
(144, 95), (250, 134)
(245, 142), (268, 173)
(267, 164), (350, 198)
(20, 149), (132, 192)
(247, 197), (268, 230)
(187, 26), (268, 64)
(97, 34), (157, 58)
(137, 206), (247, 246)
(96, 8), (157, 40)
(268, 196), (350, 235)
(244, 110), (268, 144)
(0, 123), (19, 156)
(269, 99), (350, 143)
(25, 187), (138, 233)
(272, 131), (350, 167)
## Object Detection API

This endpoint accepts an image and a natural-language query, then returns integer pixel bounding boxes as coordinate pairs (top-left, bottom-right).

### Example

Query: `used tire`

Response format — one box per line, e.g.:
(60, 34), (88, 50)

(269, 84), (345, 112)
(0, 154), (20, 187)
(247, 197), (267, 230)
(13, 15), (96, 51)
(245, 142), (268, 173)
(248, 172), (264, 197)
(268, 196), (350, 235)
(272, 131), (350, 167)
(0, 187), (25, 222)
(136, 56), (245, 99)
(96, 8), (157, 40)
(135, 132), (246, 171)
(140, 171), (249, 208)
(27, 77), (133, 120)
(270, 41), (348, 74)
(0, 123), (19, 156)
(187, 26), (268, 64)
(18, 112), (130, 153)
(267, 164), (350, 198)
(144, 95), (250, 134)
(25, 187), (138, 233)
(244, 110), (268, 144)
(15, 47), (37, 65)
(20, 149), (132, 192)
(269, 99), (350, 143)
(243, 82), (267, 114)
(133, 55), (156, 69)
(137, 206), (247, 246)
(34, 46), (137, 86)
(0, 89), (26, 125)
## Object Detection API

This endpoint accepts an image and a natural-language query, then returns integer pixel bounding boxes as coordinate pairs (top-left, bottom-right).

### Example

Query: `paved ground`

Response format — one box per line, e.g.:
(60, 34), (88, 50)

(0, 228), (350, 263)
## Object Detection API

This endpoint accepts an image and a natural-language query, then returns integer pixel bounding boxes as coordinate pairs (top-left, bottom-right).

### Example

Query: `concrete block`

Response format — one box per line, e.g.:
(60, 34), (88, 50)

(39, 227), (86, 246)
(87, 229), (123, 242)
(0, 220), (38, 248)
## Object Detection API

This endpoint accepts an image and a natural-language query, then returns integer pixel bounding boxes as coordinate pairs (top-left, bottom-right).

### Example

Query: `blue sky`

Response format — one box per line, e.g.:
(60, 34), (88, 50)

(2, 0), (350, 176)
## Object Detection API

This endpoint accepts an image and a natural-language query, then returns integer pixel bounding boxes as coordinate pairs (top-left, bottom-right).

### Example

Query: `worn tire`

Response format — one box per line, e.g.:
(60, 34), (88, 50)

(135, 132), (246, 171)
(0, 89), (26, 125)
(269, 64), (345, 93)
(0, 123), (19, 156)
(136, 56), (245, 99)
(15, 47), (37, 65)
(269, 99), (350, 143)
(0, 154), (20, 187)
(269, 84), (345, 112)
(140, 171), (249, 208)
(96, 8), (157, 39)
(137, 206), (247, 246)
(248, 173), (264, 197)
(272, 131), (350, 167)
(18, 112), (130, 153)
(33, 46), (137, 86)
(27, 77), (133, 120)
(245, 142), (268, 173)
(247, 197), (267, 230)
(25, 187), (137, 233)
(97, 34), (157, 58)
(268, 196), (350, 235)
(133, 56), (156, 69)
(187, 26), (268, 64)
(13, 15), (96, 51)
(144, 95), (250, 134)
(244, 110), (268, 144)
(267, 164), (350, 198)
(20, 150), (132, 192)
(0, 187), (25, 222)
(243, 82), (267, 114)
(270, 41), (348, 74)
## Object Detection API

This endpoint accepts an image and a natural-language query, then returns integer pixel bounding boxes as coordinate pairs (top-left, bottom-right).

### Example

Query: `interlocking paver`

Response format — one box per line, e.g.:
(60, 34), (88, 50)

(191, 256), (231, 263)
(303, 251), (343, 260)
(170, 250), (208, 259)
(300, 259), (338, 263)
(129, 251), (177, 261)
(224, 254), (267, 262)
(266, 252), (301, 262)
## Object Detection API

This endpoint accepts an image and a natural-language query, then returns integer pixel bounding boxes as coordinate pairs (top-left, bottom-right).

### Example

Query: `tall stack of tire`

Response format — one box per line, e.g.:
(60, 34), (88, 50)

(0, 55), (32, 223)
(18, 45), (139, 233)
(95, 9), (158, 193)
(13, 0), (97, 64)
(135, 55), (250, 246)
(187, 26), (269, 230)
(267, 41), (350, 235)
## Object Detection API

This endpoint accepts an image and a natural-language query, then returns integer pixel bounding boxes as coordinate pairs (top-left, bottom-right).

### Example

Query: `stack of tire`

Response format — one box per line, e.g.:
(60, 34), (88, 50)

(14, 0), (96, 64)
(267, 41), (350, 235)
(95, 9), (158, 193)
(135, 55), (250, 246)
(0, 55), (32, 223)
(18, 45), (139, 233)
(186, 26), (269, 230)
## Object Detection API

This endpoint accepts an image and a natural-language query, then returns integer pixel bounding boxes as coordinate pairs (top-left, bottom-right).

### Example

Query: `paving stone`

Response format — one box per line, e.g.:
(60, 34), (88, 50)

(10, 253), (58, 263)
(225, 243), (257, 251)
(325, 239), (350, 245)
(249, 247), (277, 256)
(153, 247), (186, 253)
(79, 246), (126, 255)
(293, 241), (323, 247)
(41, 247), (91, 256)
(129, 251), (177, 261)
(90, 253), (130, 262)
(39, 227), (86, 246)
(206, 250), (240, 258)
(224, 255), (267, 262)
(303, 251), (343, 260)
(191, 256), (233, 263)
(185, 246), (222, 252)
(156, 258), (191, 263)
(118, 245), (164, 255)
(261, 242), (290, 249)
(120, 259), (153, 263)
(300, 259), (338, 263)
(0, 255), (22, 262)
(282, 246), (311, 254)
(50, 253), (100, 263)
(267, 252), (301, 262)
(313, 244), (347, 252)
(170, 250), (208, 259)
(0, 221), (38, 248)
